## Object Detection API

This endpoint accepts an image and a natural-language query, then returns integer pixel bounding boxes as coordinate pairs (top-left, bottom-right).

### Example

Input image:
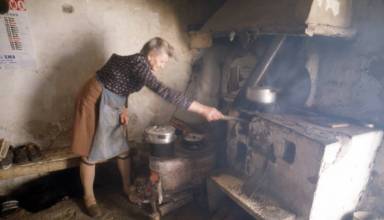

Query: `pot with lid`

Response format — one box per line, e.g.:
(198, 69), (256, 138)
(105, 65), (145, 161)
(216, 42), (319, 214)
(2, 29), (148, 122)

(246, 86), (277, 104)
(144, 125), (176, 157)
(182, 133), (205, 151)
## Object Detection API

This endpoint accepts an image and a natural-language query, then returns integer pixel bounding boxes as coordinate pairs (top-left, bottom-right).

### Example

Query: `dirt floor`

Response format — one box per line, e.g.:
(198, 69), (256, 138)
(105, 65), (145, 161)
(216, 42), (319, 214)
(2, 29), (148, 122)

(3, 186), (210, 220)
(0, 161), (251, 220)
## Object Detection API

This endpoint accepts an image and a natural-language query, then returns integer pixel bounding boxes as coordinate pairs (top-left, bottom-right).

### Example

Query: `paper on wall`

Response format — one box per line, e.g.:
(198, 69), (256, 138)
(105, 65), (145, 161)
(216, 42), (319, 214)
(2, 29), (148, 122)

(0, 0), (35, 70)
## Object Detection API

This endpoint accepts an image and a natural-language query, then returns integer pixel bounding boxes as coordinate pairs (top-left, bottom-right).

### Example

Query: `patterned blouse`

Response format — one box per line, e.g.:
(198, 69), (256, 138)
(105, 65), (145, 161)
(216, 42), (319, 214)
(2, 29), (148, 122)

(96, 53), (192, 110)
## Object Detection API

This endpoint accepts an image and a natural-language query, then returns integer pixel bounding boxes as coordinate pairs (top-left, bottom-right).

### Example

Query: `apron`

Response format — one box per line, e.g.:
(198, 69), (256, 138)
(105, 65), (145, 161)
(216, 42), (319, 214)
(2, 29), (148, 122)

(87, 86), (129, 162)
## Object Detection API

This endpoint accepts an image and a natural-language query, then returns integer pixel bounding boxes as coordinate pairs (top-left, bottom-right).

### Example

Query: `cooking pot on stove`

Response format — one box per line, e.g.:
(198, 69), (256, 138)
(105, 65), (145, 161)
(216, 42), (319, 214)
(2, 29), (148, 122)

(144, 125), (176, 144)
(144, 125), (176, 157)
(182, 133), (205, 150)
(246, 86), (278, 104)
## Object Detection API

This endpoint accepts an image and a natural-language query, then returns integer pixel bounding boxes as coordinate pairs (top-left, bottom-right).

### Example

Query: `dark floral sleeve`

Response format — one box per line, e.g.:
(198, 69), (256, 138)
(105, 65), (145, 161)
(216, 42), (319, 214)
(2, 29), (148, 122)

(132, 55), (193, 110)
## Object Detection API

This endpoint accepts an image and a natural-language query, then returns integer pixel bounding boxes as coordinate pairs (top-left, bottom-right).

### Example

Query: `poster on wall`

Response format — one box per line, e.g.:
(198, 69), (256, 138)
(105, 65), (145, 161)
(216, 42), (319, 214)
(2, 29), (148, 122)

(0, 0), (35, 70)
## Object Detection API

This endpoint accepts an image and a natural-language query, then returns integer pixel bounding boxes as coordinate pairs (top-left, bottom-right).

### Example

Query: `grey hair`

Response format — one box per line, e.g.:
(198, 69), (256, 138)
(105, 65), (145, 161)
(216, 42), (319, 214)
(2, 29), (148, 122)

(140, 37), (175, 58)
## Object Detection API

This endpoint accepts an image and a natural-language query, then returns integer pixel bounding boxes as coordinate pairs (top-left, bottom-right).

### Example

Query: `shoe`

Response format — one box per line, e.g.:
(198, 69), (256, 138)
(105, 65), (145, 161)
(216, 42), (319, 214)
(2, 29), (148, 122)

(0, 145), (13, 170)
(126, 185), (138, 204)
(13, 146), (29, 165)
(1, 200), (19, 216)
(25, 143), (42, 162)
(84, 196), (102, 217)
(86, 204), (102, 217)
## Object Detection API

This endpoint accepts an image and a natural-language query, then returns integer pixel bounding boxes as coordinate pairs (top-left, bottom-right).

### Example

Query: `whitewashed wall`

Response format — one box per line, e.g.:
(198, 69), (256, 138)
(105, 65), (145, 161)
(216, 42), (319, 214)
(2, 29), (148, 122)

(0, 0), (216, 147)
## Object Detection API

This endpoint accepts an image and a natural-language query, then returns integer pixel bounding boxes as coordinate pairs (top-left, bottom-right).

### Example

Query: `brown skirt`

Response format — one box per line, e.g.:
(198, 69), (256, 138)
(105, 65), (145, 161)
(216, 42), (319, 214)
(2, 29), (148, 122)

(71, 77), (102, 157)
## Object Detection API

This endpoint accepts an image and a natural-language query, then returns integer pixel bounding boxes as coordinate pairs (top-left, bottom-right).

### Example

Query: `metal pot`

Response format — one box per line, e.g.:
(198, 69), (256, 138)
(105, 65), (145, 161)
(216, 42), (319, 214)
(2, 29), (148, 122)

(145, 125), (176, 157)
(246, 86), (277, 104)
(150, 143), (174, 158)
(144, 125), (176, 144)
(183, 133), (204, 143)
(182, 133), (205, 150)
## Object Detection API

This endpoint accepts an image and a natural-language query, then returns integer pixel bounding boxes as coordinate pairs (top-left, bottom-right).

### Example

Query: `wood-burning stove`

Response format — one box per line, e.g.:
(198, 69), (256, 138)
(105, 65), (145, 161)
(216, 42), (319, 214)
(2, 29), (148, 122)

(209, 111), (382, 220)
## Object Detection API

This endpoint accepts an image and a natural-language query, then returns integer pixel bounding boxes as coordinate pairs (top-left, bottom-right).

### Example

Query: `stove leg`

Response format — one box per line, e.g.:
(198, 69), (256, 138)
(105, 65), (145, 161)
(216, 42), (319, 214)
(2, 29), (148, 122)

(150, 184), (161, 220)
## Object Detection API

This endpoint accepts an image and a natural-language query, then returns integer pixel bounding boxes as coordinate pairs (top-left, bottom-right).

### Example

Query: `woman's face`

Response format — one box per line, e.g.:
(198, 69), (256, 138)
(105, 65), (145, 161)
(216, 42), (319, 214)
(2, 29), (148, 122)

(148, 50), (169, 73)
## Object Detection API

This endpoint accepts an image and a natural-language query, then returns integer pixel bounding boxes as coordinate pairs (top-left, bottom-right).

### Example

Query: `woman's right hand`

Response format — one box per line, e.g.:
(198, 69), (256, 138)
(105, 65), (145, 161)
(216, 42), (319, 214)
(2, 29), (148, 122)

(202, 107), (224, 122)
(188, 101), (224, 122)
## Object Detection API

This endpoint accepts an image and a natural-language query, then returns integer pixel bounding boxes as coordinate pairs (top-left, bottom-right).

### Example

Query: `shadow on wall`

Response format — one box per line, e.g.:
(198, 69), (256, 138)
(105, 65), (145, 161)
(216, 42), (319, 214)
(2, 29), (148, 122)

(169, 0), (227, 30)
(25, 37), (105, 148)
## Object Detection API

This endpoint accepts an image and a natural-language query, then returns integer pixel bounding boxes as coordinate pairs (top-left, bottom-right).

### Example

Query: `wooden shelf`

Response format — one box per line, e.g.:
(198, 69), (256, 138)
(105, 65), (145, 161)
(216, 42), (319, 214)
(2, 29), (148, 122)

(0, 147), (80, 180)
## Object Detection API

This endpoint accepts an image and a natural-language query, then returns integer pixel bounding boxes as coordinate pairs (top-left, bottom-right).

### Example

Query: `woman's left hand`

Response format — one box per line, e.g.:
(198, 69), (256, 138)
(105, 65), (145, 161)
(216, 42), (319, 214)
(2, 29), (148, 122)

(120, 108), (129, 125)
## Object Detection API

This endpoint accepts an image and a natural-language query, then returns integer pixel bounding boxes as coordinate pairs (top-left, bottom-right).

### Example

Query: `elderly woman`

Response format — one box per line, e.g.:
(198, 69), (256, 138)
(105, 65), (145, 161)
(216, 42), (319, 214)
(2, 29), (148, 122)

(71, 37), (223, 217)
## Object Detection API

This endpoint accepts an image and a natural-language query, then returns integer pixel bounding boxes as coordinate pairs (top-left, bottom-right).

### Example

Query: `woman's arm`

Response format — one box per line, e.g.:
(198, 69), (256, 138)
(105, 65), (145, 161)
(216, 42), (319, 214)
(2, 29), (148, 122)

(132, 55), (192, 110)
(133, 55), (224, 121)
(144, 75), (224, 121)
(143, 76), (224, 121)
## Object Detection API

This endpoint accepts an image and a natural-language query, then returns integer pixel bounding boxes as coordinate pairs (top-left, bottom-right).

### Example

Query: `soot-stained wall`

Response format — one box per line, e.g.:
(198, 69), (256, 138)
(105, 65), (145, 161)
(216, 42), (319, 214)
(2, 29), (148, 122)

(311, 1), (384, 125)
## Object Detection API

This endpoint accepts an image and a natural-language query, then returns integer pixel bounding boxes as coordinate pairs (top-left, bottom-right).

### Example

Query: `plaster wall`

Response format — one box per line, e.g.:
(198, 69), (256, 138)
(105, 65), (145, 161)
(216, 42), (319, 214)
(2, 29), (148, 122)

(0, 0), (218, 147)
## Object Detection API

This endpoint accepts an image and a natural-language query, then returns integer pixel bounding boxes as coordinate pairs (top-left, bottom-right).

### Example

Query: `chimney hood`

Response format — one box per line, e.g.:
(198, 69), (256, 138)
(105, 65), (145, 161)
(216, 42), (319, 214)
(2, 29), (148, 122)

(201, 0), (355, 38)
